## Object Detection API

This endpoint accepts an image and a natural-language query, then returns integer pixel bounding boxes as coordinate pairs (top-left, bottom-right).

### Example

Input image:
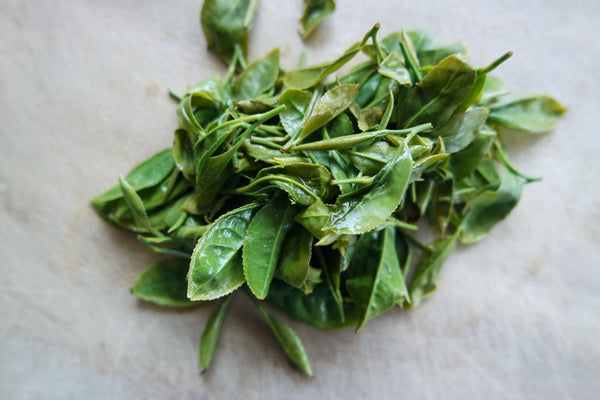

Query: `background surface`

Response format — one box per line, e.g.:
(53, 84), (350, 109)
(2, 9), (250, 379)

(1, 1), (598, 399)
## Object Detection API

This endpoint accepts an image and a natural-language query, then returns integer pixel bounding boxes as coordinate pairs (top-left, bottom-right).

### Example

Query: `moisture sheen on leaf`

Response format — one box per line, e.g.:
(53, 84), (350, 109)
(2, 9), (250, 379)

(300, 84), (359, 141)
(243, 195), (296, 299)
(325, 144), (412, 236)
(188, 204), (260, 301)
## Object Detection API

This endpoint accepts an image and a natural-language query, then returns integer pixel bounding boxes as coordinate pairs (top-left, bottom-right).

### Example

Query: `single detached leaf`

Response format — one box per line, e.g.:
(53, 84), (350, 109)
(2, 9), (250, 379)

(200, 0), (259, 63)
(243, 195), (296, 299)
(200, 294), (234, 371)
(398, 55), (476, 128)
(298, 0), (336, 38)
(252, 299), (313, 376)
(233, 49), (280, 100)
(188, 204), (260, 301)
(132, 259), (196, 307)
(346, 227), (409, 331)
(460, 169), (523, 243)
(299, 84), (359, 142)
(488, 95), (566, 133)
(409, 231), (458, 306)
(325, 144), (412, 236)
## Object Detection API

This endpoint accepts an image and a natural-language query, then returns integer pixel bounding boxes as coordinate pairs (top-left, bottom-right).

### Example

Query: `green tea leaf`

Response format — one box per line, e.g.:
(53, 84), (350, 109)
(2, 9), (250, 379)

(132, 259), (196, 307)
(432, 107), (488, 153)
(243, 195), (296, 299)
(299, 84), (359, 142)
(251, 298), (313, 376)
(283, 26), (376, 89)
(378, 52), (411, 86)
(488, 95), (566, 133)
(409, 231), (459, 306)
(448, 128), (495, 179)
(200, 0), (259, 63)
(460, 168), (522, 243)
(188, 204), (260, 301)
(346, 227), (409, 331)
(92, 149), (174, 206)
(233, 49), (280, 100)
(279, 89), (313, 136)
(118, 176), (161, 236)
(278, 226), (314, 290)
(398, 55), (476, 128)
(298, 0), (336, 39)
(325, 144), (412, 236)
(199, 294), (234, 371)
(266, 280), (359, 330)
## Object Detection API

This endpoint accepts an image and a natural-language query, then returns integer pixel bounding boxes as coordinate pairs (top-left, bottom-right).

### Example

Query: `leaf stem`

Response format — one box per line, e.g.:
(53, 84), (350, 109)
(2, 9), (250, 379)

(479, 51), (513, 75)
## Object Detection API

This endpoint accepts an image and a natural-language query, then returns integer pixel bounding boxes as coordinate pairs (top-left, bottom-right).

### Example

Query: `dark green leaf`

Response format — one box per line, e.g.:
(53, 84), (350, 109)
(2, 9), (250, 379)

(448, 129), (495, 179)
(460, 168), (522, 243)
(266, 280), (359, 330)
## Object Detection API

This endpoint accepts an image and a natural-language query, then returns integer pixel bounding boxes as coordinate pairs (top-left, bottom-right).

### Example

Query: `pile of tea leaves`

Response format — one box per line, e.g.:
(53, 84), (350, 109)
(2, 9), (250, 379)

(92, 1), (564, 376)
